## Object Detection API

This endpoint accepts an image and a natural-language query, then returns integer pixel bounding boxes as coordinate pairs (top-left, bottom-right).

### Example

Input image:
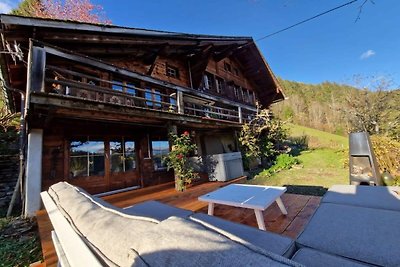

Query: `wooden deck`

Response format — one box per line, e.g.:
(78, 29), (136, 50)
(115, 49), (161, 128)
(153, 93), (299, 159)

(36, 179), (321, 266)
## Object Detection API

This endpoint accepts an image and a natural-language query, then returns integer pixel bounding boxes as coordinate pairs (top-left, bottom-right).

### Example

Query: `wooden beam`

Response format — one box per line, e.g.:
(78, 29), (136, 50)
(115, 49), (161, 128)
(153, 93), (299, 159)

(213, 44), (239, 62)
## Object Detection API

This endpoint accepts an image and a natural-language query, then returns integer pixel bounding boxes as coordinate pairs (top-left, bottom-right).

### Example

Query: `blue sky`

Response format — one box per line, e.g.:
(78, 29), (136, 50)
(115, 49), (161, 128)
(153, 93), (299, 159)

(3, 0), (400, 88)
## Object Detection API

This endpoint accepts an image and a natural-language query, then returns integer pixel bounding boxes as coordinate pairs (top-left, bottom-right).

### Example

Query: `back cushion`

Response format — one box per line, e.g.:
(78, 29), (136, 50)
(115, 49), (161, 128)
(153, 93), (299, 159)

(48, 182), (158, 267)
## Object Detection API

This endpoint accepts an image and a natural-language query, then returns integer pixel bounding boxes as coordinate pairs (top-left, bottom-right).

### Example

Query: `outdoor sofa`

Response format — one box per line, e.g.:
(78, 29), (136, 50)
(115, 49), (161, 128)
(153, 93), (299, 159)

(41, 182), (400, 266)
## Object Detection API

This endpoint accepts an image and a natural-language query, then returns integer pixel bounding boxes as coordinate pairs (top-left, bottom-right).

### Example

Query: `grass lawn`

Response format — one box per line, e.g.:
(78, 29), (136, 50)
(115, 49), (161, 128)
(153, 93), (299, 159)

(248, 124), (349, 196)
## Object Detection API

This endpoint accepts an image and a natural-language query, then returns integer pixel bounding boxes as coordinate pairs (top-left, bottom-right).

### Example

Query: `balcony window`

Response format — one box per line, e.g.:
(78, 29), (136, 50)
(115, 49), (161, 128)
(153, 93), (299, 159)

(145, 88), (162, 108)
(243, 88), (249, 103)
(152, 140), (169, 171)
(203, 73), (214, 90)
(112, 80), (137, 96)
(216, 77), (224, 94)
(112, 80), (124, 92)
(70, 139), (105, 178)
(233, 84), (240, 99)
(110, 140), (136, 173)
(126, 83), (137, 96)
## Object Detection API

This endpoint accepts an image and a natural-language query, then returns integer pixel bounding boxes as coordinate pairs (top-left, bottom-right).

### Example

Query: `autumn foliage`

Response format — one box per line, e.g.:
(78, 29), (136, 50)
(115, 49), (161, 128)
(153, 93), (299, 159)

(11, 0), (111, 24)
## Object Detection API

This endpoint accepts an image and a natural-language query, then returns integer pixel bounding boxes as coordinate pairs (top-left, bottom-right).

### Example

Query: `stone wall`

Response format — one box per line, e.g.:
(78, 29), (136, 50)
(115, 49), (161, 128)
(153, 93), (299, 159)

(0, 155), (19, 208)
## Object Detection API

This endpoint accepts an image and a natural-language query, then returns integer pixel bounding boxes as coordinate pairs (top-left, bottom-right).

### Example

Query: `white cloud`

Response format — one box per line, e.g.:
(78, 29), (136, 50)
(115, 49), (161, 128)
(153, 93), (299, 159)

(360, 50), (376, 60)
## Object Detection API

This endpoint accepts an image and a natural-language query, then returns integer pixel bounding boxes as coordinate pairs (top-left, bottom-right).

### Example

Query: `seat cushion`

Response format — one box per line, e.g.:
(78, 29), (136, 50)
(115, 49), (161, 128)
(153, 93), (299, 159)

(322, 185), (400, 211)
(296, 203), (400, 266)
(291, 248), (371, 267)
(123, 200), (193, 221)
(135, 216), (304, 267)
(190, 213), (296, 258)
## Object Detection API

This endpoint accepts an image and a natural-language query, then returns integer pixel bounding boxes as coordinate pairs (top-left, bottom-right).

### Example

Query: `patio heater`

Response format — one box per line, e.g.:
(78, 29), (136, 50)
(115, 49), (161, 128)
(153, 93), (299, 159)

(349, 132), (382, 185)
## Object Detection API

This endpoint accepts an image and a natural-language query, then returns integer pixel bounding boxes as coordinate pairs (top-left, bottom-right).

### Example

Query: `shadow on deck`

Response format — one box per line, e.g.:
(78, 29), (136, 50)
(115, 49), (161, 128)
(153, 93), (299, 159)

(36, 178), (321, 267)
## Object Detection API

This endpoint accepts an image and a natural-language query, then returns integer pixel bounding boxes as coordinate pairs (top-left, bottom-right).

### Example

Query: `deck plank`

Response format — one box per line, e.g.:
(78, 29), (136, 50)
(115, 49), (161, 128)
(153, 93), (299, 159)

(36, 179), (320, 266)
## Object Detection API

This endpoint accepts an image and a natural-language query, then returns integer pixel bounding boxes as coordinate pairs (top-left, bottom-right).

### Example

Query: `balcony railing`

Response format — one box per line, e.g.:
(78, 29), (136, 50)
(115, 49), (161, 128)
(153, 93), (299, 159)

(30, 44), (256, 124)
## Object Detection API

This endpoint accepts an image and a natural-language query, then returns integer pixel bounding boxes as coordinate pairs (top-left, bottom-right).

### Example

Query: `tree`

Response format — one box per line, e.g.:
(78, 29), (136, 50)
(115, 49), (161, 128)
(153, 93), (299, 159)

(342, 76), (392, 135)
(239, 109), (287, 168)
(11, 0), (111, 24)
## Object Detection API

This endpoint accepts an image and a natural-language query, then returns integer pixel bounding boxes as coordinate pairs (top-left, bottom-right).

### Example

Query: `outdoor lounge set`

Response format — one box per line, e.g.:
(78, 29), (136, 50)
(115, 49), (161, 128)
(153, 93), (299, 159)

(42, 182), (400, 266)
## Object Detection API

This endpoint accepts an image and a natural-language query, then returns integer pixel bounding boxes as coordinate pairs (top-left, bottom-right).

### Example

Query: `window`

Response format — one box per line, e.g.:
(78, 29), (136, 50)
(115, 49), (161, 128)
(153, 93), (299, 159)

(224, 62), (231, 72)
(203, 73), (214, 90)
(112, 80), (137, 96)
(166, 64), (179, 79)
(243, 88), (249, 102)
(249, 91), (255, 104)
(151, 141), (169, 171)
(126, 82), (137, 96)
(112, 80), (124, 92)
(70, 139), (105, 178)
(233, 84), (239, 99)
(110, 139), (136, 173)
(145, 88), (162, 108)
(240, 87), (245, 101)
(216, 77), (224, 94)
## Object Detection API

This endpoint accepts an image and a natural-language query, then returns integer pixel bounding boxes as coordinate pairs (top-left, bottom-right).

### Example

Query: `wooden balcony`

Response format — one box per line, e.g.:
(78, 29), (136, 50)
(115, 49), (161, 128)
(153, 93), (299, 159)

(27, 43), (257, 127)
(36, 179), (321, 267)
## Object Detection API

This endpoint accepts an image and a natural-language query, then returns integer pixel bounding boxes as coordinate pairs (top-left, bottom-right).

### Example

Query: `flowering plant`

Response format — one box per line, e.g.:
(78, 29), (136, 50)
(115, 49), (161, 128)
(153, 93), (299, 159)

(164, 131), (199, 191)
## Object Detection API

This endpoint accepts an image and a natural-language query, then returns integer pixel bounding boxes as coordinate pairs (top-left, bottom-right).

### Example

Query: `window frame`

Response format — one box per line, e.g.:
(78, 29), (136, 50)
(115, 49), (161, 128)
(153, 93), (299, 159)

(166, 64), (180, 79)
(151, 140), (170, 171)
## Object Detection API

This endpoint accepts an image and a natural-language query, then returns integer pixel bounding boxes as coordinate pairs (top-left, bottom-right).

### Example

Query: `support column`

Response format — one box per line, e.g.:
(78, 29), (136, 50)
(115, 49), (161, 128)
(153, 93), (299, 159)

(238, 106), (243, 123)
(24, 129), (43, 218)
(177, 91), (184, 114)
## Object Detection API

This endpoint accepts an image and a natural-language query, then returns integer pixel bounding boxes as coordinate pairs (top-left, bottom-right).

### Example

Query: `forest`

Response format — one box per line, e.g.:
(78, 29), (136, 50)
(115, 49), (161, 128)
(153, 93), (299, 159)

(272, 78), (400, 140)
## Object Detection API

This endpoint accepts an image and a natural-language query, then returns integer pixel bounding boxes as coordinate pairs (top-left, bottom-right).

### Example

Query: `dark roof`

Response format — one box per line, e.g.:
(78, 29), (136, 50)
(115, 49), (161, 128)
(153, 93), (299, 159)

(0, 14), (252, 41)
(0, 14), (284, 109)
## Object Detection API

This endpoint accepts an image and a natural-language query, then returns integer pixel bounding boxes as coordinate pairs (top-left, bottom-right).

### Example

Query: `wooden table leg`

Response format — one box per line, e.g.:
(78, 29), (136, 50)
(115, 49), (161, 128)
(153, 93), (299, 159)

(207, 203), (215, 216)
(254, 209), (266, 231)
(276, 197), (288, 215)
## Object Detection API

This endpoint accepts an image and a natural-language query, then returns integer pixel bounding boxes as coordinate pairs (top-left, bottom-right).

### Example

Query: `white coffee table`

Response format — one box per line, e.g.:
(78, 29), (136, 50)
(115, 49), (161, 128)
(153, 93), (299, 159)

(198, 184), (288, 230)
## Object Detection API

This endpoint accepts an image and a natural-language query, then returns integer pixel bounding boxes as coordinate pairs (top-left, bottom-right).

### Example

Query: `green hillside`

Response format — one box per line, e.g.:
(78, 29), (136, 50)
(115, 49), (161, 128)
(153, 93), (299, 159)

(289, 124), (348, 149)
(249, 124), (348, 195)
(272, 79), (400, 139)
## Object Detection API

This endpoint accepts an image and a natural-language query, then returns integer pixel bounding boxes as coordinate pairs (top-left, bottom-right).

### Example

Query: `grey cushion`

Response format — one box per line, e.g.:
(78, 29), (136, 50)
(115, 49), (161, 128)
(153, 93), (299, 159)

(190, 212), (296, 258)
(296, 203), (400, 267)
(48, 182), (158, 267)
(134, 216), (304, 267)
(291, 248), (371, 267)
(123, 200), (193, 222)
(322, 185), (400, 211)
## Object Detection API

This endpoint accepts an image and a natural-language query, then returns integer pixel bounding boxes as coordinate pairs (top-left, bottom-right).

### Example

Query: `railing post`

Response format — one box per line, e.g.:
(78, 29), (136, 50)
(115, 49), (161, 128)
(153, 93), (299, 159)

(238, 106), (243, 123)
(177, 91), (184, 114)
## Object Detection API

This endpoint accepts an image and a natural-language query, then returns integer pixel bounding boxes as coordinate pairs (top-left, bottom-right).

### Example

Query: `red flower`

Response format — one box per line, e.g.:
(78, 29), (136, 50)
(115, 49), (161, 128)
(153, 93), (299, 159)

(177, 154), (183, 160)
(183, 131), (190, 136)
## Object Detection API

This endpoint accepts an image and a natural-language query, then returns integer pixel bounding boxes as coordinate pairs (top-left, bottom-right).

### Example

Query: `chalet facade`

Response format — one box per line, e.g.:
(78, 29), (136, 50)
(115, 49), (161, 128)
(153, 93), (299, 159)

(0, 15), (284, 216)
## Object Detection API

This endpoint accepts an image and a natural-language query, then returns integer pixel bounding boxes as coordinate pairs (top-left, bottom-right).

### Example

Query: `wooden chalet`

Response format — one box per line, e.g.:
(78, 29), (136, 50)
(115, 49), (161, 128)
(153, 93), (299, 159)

(0, 15), (284, 217)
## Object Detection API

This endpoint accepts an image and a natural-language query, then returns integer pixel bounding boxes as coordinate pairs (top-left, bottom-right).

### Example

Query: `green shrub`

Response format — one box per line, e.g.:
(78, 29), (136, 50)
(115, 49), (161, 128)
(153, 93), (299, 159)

(258, 154), (300, 177)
